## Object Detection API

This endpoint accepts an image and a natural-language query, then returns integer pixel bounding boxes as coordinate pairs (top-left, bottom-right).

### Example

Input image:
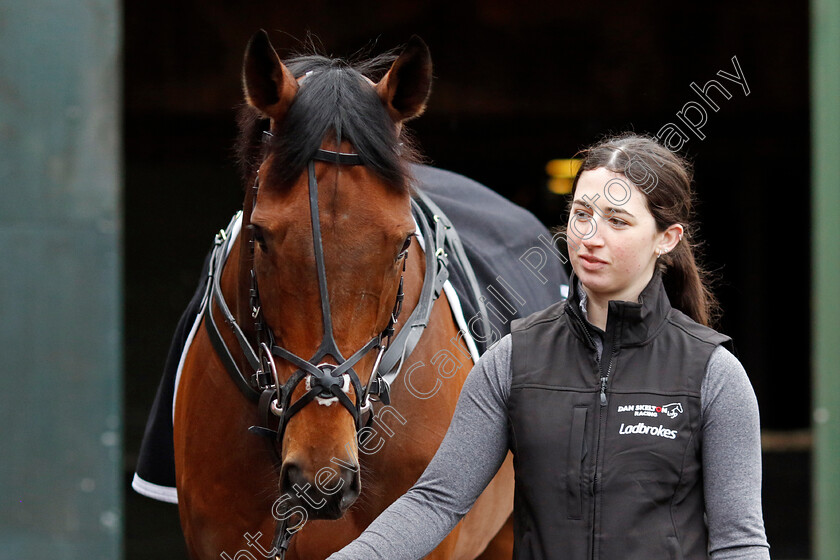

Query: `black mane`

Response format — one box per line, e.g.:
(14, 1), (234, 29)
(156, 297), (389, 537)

(236, 52), (420, 191)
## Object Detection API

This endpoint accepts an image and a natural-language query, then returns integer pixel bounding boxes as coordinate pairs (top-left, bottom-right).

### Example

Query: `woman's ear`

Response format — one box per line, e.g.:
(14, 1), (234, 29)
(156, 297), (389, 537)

(242, 29), (299, 123)
(375, 36), (433, 123)
(658, 223), (684, 255)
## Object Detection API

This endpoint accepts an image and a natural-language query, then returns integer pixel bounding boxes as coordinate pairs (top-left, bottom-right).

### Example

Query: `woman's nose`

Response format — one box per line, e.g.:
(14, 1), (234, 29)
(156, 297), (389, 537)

(581, 232), (604, 248)
(577, 219), (604, 247)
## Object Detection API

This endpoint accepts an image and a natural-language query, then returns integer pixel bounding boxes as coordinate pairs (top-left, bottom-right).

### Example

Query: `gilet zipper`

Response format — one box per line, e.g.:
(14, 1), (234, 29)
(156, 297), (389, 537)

(570, 305), (619, 560)
(592, 321), (619, 560)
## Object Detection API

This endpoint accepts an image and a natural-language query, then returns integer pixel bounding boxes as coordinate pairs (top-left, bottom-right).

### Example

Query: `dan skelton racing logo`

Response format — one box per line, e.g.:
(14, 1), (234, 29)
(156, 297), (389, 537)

(616, 402), (684, 419)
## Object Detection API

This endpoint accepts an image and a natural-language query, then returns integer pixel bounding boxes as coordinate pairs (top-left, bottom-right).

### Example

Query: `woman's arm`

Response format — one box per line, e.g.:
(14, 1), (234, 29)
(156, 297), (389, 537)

(327, 335), (514, 560)
(702, 346), (771, 560)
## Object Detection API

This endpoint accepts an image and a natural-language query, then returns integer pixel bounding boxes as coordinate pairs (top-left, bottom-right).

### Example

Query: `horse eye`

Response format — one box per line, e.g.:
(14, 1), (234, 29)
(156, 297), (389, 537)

(397, 235), (412, 260)
(249, 224), (267, 251)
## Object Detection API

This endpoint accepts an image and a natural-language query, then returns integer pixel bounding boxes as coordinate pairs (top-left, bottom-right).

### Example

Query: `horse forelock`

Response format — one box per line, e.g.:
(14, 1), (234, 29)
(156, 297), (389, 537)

(235, 52), (421, 193)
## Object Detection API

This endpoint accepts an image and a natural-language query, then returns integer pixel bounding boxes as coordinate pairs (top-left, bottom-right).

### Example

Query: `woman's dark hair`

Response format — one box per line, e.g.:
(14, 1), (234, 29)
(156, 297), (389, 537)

(570, 132), (720, 327)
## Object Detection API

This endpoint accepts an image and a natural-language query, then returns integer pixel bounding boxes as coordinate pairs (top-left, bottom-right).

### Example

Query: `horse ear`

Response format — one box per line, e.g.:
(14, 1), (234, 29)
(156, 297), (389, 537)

(242, 30), (298, 122)
(375, 36), (433, 123)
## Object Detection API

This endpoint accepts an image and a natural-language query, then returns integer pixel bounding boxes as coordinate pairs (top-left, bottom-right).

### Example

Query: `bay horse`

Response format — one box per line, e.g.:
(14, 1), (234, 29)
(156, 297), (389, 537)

(173, 32), (515, 559)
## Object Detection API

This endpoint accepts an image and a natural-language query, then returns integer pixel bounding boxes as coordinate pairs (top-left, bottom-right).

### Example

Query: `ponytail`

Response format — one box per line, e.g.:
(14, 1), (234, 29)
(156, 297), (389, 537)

(659, 236), (719, 327)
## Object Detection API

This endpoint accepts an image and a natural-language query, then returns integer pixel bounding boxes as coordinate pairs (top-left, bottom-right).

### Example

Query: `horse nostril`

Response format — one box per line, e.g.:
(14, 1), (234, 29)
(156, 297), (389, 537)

(344, 467), (360, 491)
(281, 462), (306, 492)
(338, 468), (361, 512)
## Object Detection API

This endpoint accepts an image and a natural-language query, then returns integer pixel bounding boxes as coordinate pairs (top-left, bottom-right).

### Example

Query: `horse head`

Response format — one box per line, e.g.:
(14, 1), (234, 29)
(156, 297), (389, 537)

(238, 30), (432, 520)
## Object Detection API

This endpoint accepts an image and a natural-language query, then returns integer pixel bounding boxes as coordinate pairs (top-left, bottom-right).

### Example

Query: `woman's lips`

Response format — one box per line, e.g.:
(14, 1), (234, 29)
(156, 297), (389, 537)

(578, 254), (607, 269)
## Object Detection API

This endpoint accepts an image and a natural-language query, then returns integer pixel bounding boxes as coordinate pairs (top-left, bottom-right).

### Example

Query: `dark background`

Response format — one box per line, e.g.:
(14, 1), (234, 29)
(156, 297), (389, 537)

(123, 1), (811, 558)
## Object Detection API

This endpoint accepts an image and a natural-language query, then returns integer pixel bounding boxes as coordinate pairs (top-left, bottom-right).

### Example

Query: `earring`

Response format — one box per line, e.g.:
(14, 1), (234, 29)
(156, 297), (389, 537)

(656, 249), (662, 259)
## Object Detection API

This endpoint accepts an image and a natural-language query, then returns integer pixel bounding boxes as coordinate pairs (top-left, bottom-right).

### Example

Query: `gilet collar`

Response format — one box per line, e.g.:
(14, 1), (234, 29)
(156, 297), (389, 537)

(565, 269), (673, 348)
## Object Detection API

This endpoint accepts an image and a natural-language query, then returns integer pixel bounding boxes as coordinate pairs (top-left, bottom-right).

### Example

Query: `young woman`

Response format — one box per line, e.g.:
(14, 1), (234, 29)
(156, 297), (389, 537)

(328, 134), (770, 560)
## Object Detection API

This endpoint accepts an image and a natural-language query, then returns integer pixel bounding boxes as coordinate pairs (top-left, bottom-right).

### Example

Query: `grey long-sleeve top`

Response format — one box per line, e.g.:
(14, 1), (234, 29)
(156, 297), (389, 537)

(328, 335), (770, 560)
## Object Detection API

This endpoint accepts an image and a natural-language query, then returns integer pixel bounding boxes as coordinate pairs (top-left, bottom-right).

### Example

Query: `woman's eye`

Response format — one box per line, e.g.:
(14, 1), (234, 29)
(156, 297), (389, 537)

(573, 210), (591, 220)
(609, 217), (628, 227)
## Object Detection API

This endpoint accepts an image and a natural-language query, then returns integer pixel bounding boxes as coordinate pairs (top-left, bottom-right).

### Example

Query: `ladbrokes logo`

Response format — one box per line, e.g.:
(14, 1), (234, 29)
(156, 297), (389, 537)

(618, 422), (678, 440)
(616, 402), (684, 419)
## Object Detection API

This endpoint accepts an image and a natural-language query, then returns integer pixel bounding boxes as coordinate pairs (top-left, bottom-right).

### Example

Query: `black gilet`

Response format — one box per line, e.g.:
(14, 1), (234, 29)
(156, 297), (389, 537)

(508, 271), (730, 560)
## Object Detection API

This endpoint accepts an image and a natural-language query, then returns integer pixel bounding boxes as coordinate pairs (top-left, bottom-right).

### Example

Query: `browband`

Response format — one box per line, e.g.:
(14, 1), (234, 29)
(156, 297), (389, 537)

(312, 148), (363, 166)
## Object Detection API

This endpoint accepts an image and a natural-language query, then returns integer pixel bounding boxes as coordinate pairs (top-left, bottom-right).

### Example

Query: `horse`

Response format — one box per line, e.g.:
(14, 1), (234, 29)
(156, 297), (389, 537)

(172, 32), (522, 559)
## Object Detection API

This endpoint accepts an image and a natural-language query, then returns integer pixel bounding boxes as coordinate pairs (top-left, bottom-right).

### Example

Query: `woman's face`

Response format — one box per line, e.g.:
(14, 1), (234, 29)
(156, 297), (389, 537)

(567, 167), (677, 303)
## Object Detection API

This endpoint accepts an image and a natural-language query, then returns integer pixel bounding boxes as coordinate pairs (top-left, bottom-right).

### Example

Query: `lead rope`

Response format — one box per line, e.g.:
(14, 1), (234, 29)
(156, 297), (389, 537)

(272, 518), (292, 560)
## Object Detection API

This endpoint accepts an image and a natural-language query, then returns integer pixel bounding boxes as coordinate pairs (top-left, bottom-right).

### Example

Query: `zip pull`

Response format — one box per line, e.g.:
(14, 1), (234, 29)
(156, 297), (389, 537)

(599, 376), (608, 406)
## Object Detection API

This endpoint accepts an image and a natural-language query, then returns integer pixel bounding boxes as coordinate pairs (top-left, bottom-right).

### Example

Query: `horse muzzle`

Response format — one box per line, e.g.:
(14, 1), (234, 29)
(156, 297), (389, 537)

(279, 460), (361, 520)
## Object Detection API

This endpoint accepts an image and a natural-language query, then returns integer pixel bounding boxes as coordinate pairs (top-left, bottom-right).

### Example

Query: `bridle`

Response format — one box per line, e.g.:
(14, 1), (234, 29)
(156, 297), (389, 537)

(200, 140), (491, 559)
(249, 148), (406, 445)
